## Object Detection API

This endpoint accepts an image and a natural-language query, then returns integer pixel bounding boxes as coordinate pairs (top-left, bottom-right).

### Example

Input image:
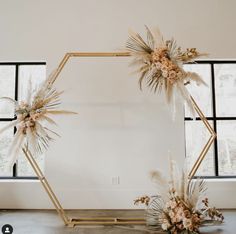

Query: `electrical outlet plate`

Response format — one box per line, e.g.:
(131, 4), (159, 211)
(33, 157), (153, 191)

(111, 176), (120, 185)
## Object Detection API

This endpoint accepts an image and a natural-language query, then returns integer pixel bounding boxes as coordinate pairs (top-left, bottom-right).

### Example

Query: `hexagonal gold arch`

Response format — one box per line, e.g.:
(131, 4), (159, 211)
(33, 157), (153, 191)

(22, 52), (216, 227)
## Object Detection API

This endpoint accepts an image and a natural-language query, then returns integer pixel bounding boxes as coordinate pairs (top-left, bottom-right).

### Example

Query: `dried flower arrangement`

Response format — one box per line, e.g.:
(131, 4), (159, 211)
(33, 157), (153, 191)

(0, 70), (76, 169)
(135, 161), (224, 234)
(126, 26), (207, 115)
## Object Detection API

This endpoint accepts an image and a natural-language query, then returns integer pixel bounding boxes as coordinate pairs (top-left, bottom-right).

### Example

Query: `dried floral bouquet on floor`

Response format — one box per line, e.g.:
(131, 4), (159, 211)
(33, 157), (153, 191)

(0, 70), (76, 169)
(135, 161), (224, 234)
(126, 26), (207, 115)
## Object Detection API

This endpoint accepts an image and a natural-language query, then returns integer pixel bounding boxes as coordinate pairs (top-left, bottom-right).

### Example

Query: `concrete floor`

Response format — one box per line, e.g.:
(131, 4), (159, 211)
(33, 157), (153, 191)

(0, 209), (234, 234)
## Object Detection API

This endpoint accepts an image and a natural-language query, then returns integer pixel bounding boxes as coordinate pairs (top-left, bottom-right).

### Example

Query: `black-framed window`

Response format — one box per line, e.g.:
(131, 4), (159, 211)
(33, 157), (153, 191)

(0, 62), (46, 179)
(184, 60), (236, 178)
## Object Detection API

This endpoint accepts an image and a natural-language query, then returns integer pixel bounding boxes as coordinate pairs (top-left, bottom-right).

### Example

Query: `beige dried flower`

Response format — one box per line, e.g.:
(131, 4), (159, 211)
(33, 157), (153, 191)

(136, 161), (224, 233)
(126, 26), (207, 115)
(134, 195), (150, 206)
(0, 70), (76, 168)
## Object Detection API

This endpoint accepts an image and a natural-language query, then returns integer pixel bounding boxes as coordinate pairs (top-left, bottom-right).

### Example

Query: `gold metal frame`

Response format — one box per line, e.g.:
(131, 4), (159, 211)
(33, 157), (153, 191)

(21, 52), (216, 226)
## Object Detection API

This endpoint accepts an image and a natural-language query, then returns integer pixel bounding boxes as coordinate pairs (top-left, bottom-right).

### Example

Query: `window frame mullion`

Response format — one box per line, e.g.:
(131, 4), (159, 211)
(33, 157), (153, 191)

(210, 63), (219, 176)
(12, 64), (19, 178)
(0, 62), (46, 180)
(185, 60), (236, 178)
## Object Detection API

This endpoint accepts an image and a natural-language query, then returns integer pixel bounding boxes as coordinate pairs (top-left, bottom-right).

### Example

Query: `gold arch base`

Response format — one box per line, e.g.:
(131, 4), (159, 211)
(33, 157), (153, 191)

(22, 52), (216, 227)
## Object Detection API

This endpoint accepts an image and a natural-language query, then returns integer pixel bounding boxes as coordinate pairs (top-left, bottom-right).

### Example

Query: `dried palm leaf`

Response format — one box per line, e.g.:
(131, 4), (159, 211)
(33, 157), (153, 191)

(146, 195), (165, 229)
(0, 70), (77, 168)
(135, 159), (223, 233)
(126, 26), (207, 115)
(187, 178), (206, 209)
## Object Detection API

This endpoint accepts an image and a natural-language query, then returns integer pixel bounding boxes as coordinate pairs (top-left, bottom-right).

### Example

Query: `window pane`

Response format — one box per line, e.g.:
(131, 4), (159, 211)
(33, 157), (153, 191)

(183, 64), (212, 117)
(185, 120), (215, 176)
(0, 122), (14, 176)
(0, 66), (15, 118)
(17, 151), (44, 177)
(217, 120), (236, 176)
(18, 65), (46, 102)
(17, 65), (46, 176)
(214, 64), (236, 117)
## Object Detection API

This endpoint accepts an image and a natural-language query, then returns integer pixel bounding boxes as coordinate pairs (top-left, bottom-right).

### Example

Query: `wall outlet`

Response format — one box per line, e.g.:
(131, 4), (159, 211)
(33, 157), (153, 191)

(111, 176), (120, 185)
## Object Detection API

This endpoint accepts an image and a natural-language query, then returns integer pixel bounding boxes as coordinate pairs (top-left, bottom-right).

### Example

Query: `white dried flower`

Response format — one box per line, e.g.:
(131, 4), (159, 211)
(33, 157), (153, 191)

(162, 70), (168, 78)
(161, 221), (171, 230)
(155, 62), (162, 69)
(183, 218), (192, 228)
(169, 70), (177, 79)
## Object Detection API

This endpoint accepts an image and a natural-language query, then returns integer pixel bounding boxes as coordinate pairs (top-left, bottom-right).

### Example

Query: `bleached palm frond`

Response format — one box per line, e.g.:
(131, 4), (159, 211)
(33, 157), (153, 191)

(179, 171), (186, 200)
(126, 26), (207, 115)
(146, 195), (165, 229)
(168, 159), (188, 199)
(0, 69), (76, 167)
(127, 29), (153, 53)
(176, 81), (196, 117)
(166, 38), (180, 60)
(26, 127), (37, 154)
(187, 178), (206, 209)
(136, 158), (223, 233)
(165, 81), (174, 103)
(129, 58), (149, 69)
(34, 122), (52, 153)
(150, 27), (164, 48)
(186, 71), (208, 86)
(44, 127), (60, 138)
(145, 25), (155, 50)
(38, 115), (57, 126)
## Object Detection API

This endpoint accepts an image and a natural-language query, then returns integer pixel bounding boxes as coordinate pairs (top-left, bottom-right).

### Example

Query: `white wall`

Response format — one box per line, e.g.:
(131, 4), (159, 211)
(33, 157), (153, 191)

(0, 0), (236, 209)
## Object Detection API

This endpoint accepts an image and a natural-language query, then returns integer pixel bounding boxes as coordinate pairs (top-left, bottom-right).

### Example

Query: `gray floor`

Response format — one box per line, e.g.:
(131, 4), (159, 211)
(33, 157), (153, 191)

(0, 209), (234, 234)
